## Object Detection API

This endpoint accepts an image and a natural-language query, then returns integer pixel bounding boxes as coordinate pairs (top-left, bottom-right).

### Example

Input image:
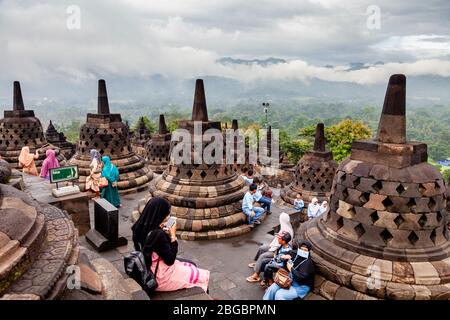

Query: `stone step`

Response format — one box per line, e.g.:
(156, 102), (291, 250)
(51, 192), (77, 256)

(0, 242), (26, 277)
(0, 240), (20, 263)
(89, 256), (149, 300)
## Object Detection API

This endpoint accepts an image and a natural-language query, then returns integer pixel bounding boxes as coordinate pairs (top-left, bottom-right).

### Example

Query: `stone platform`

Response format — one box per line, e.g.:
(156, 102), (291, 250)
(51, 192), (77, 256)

(22, 173), (90, 235)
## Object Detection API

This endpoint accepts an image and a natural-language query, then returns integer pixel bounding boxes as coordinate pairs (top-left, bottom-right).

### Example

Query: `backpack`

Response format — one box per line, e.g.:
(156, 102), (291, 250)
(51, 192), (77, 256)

(124, 231), (160, 295)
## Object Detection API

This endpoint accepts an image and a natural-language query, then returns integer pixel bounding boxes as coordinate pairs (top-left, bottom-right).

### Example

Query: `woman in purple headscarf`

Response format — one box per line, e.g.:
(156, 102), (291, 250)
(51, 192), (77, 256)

(86, 149), (102, 196)
(40, 149), (60, 180)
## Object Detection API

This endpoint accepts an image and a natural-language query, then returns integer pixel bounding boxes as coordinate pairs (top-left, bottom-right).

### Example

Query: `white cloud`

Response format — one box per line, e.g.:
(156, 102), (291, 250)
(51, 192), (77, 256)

(0, 0), (449, 88)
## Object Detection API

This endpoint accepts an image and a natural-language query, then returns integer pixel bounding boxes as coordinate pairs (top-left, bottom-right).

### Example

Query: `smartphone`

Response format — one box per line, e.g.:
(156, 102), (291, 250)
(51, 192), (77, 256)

(165, 217), (177, 229)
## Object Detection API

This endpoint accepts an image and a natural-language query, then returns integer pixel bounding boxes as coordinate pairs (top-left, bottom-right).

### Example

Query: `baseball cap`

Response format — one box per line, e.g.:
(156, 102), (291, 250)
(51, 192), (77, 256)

(276, 231), (292, 243)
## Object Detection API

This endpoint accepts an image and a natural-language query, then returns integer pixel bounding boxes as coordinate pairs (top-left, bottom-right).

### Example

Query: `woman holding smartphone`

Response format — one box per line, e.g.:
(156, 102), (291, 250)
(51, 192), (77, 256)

(131, 197), (210, 293)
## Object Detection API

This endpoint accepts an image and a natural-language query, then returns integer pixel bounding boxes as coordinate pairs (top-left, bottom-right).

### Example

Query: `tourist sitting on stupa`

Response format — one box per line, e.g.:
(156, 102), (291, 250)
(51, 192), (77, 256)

(39, 149), (60, 180)
(242, 183), (265, 227)
(131, 197), (210, 293)
(100, 156), (121, 208)
(262, 231), (292, 287)
(293, 193), (305, 212)
(263, 240), (315, 300)
(253, 177), (273, 214)
(18, 146), (39, 176)
(240, 168), (254, 185)
(307, 197), (320, 219)
(246, 212), (293, 283)
(319, 201), (329, 215)
(85, 149), (102, 197)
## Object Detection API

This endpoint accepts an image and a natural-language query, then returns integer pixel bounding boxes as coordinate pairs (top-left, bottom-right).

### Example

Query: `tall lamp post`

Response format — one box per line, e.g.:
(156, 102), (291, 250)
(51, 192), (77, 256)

(262, 102), (270, 128)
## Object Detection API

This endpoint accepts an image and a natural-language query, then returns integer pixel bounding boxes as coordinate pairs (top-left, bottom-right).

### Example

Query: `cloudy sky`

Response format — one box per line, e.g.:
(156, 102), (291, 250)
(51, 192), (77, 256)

(0, 0), (449, 94)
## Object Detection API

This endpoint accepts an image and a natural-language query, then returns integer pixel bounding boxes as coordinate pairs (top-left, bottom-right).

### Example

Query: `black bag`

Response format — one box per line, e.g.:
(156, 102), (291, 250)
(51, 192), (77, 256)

(124, 231), (160, 294)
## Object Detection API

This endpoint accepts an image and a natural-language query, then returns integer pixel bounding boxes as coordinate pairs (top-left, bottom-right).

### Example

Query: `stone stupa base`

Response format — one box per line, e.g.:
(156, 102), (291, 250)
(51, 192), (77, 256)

(0, 184), (79, 300)
(70, 154), (153, 195)
(148, 163), (169, 175)
(133, 175), (253, 240)
(297, 218), (450, 300)
(281, 186), (331, 205)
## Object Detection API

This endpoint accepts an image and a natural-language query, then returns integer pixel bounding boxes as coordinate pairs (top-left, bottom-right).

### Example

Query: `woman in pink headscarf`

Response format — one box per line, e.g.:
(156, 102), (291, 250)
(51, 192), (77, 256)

(18, 146), (39, 176)
(40, 149), (60, 180)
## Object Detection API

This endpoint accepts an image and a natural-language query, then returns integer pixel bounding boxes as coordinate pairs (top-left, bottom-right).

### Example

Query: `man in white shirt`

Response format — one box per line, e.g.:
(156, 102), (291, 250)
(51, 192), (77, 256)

(242, 183), (265, 227)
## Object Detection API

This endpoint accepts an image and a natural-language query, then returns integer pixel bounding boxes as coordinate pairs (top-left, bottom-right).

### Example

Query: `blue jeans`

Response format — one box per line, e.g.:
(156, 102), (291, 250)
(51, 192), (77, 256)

(263, 281), (311, 300)
(258, 196), (272, 212)
(243, 207), (265, 224)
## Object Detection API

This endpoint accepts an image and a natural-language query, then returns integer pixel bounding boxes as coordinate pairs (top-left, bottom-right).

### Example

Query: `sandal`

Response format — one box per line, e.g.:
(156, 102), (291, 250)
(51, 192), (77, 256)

(248, 262), (256, 268)
(246, 276), (260, 283)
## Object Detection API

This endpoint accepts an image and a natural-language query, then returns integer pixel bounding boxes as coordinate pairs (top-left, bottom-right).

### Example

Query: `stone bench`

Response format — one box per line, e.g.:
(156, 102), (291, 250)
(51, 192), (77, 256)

(152, 287), (212, 300)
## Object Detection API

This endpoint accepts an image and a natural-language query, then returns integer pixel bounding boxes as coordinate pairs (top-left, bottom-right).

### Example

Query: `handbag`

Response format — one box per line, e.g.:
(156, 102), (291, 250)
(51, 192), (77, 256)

(274, 268), (292, 289)
(99, 177), (109, 188)
(124, 231), (161, 294)
(263, 189), (273, 199)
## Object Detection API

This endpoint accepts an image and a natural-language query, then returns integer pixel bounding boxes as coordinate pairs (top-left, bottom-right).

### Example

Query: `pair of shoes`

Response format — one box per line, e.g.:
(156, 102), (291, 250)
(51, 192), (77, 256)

(254, 220), (261, 225)
(248, 262), (256, 268)
(249, 223), (255, 228)
(246, 276), (261, 283)
(266, 211), (272, 215)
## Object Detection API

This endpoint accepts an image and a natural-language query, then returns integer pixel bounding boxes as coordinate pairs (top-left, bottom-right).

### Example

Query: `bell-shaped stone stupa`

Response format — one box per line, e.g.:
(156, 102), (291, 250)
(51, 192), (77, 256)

(134, 79), (251, 240)
(0, 82), (66, 170)
(298, 75), (450, 300)
(281, 123), (337, 205)
(146, 114), (171, 174)
(69, 80), (153, 193)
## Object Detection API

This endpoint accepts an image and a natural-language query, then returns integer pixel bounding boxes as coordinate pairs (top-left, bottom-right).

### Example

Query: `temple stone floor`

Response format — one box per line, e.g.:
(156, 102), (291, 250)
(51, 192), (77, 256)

(79, 186), (296, 300)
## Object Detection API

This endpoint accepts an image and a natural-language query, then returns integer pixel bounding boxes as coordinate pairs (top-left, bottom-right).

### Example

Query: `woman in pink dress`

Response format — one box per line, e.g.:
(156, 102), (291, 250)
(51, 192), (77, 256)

(40, 149), (60, 180)
(131, 197), (209, 293)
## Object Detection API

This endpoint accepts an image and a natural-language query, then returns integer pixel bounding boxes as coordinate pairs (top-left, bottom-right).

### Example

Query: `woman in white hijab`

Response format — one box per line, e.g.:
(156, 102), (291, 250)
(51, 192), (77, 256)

(246, 212), (293, 283)
(307, 197), (322, 219)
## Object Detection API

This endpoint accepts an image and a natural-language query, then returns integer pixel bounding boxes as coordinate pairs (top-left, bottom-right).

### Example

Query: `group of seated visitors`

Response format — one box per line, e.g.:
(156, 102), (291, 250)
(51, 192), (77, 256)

(246, 212), (293, 284)
(246, 211), (316, 300)
(263, 240), (315, 300)
(131, 197), (210, 293)
(242, 176), (274, 227)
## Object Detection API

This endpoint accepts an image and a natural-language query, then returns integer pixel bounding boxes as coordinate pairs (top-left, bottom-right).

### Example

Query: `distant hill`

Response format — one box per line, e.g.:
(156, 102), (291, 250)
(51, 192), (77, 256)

(216, 57), (287, 66)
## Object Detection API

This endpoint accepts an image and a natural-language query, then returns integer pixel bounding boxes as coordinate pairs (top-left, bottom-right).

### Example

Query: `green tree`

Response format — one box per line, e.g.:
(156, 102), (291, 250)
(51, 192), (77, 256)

(325, 119), (372, 162)
(57, 120), (82, 144)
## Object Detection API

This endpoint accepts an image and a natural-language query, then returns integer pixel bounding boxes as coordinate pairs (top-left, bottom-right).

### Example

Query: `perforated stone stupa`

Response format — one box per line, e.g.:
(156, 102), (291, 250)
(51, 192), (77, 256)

(146, 114), (171, 174)
(45, 120), (75, 159)
(135, 79), (251, 240)
(69, 80), (153, 193)
(281, 123), (337, 204)
(130, 117), (151, 158)
(0, 81), (66, 170)
(0, 161), (79, 300)
(298, 75), (450, 300)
